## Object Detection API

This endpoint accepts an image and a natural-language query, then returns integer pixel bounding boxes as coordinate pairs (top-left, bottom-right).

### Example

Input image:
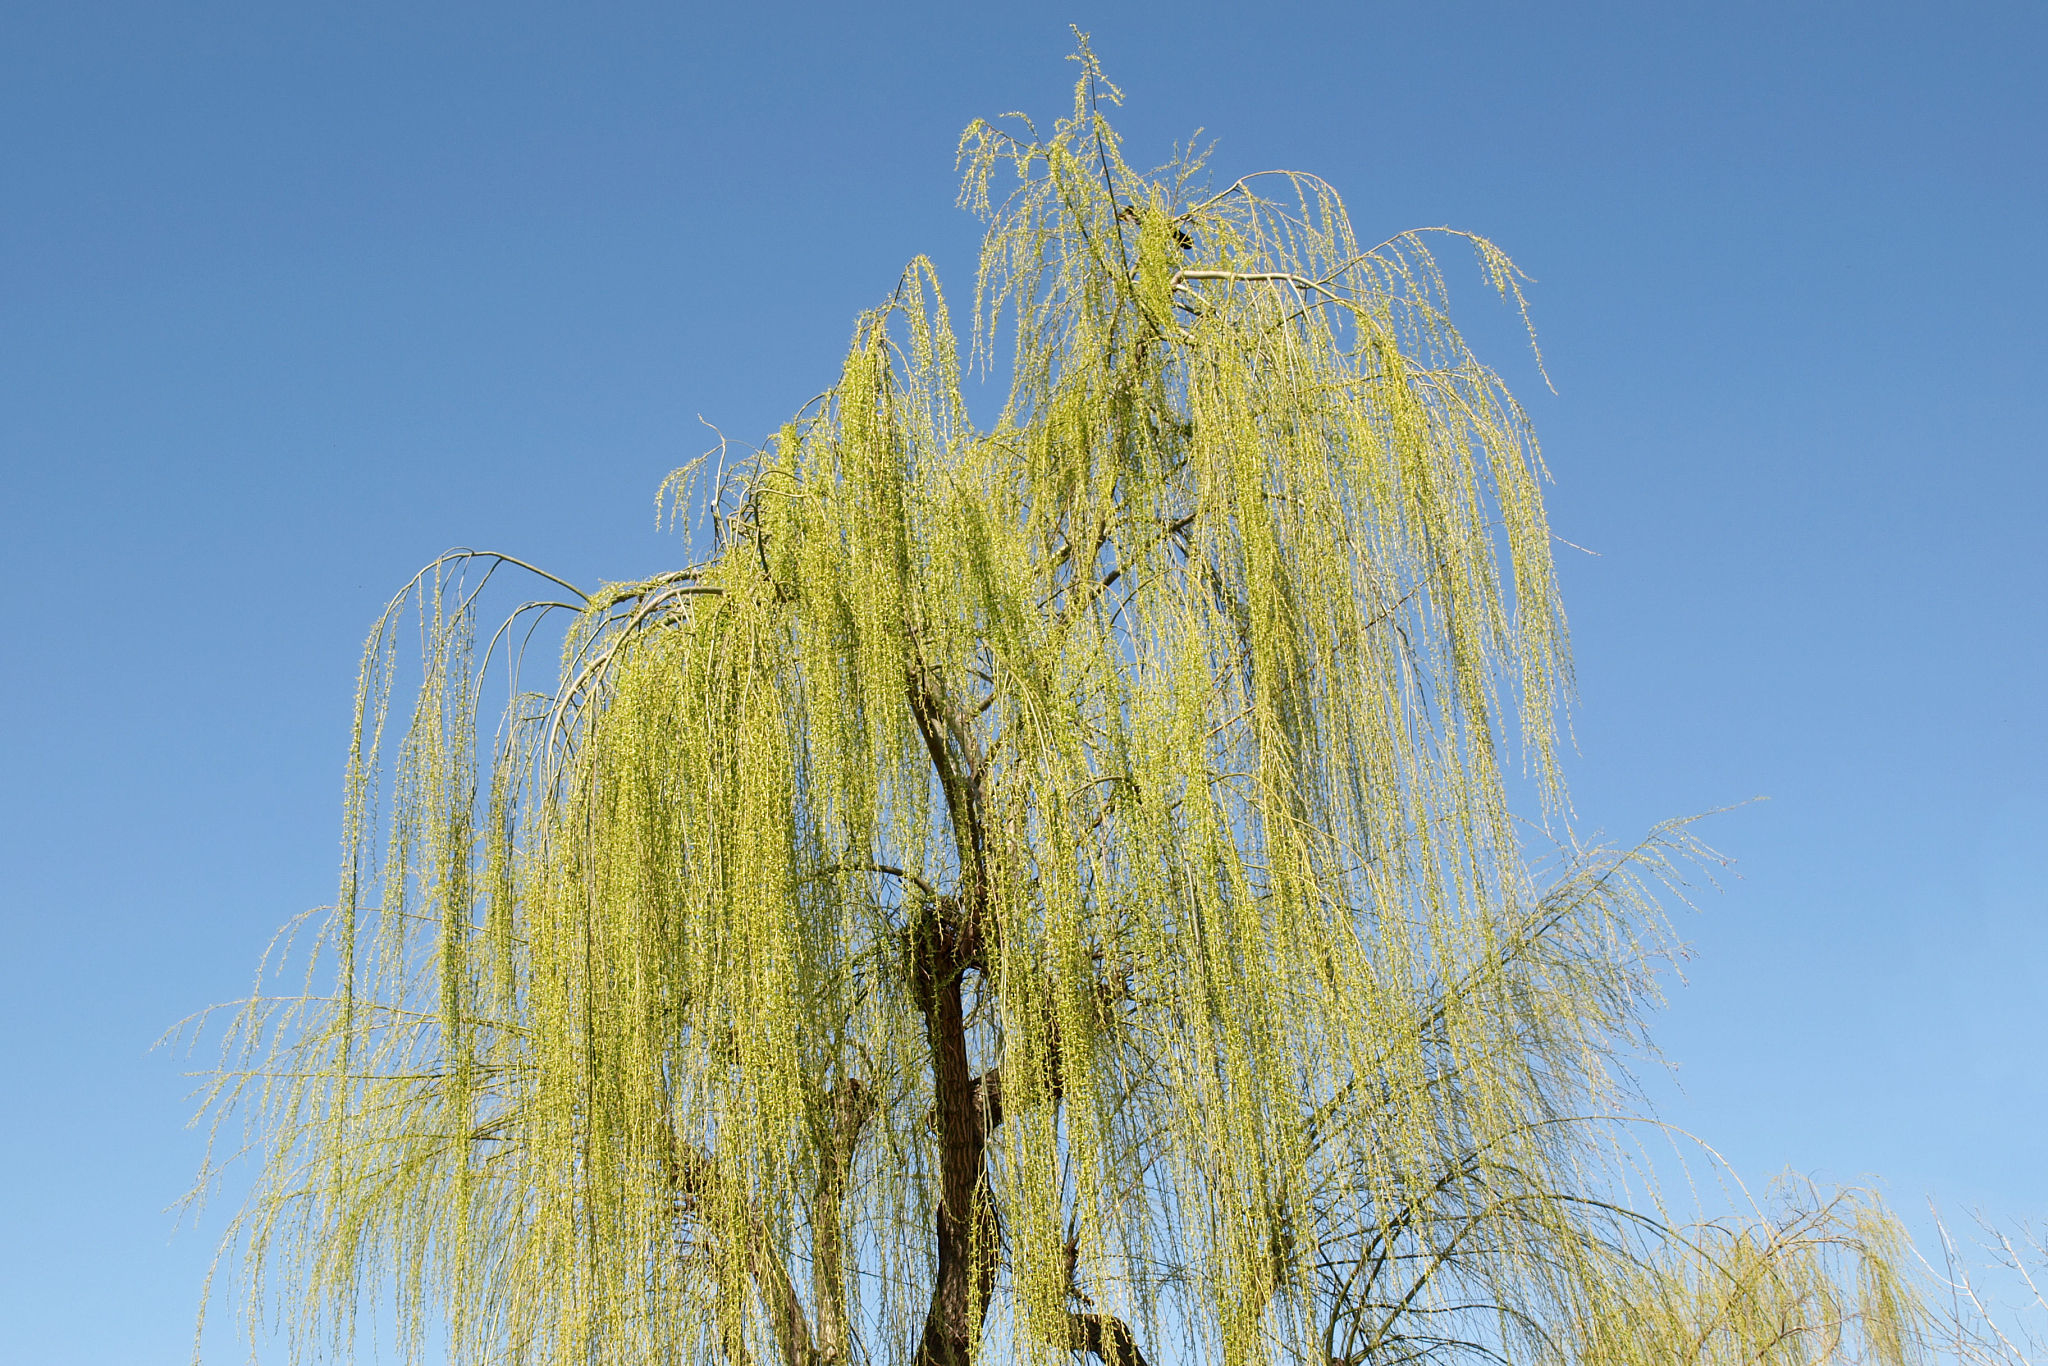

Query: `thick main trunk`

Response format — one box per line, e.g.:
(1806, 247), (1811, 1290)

(901, 668), (1148, 1366)
(905, 666), (999, 1366)
(913, 907), (996, 1366)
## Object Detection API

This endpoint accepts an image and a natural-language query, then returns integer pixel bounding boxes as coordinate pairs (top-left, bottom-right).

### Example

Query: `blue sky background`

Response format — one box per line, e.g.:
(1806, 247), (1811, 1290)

(2, 3), (2043, 1360)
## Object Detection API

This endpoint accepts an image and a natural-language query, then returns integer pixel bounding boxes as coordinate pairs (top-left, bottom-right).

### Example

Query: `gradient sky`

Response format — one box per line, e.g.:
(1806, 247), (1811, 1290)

(3, 3), (2043, 1361)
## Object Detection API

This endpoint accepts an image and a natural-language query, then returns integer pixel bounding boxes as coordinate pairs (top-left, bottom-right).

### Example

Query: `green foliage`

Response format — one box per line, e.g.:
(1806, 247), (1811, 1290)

(195, 45), (1927, 1366)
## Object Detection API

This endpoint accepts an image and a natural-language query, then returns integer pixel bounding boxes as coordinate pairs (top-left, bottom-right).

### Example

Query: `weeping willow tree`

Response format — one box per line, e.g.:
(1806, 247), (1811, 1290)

(195, 48), (1928, 1366)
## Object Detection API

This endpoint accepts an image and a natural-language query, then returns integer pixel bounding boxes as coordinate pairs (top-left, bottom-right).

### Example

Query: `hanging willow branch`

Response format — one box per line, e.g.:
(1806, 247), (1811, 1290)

(192, 41), (1928, 1366)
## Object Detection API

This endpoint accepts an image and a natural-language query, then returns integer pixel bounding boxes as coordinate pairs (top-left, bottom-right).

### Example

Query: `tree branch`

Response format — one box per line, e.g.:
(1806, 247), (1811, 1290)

(812, 1079), (876, 1366)
(663, 1126), (816, 1366)
(1067, 1312), (1152, 1366)
(907, 668), (990, 917)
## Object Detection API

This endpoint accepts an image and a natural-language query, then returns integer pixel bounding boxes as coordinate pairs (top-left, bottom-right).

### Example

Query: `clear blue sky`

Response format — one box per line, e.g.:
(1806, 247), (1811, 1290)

(2, 3), (2042, 1360)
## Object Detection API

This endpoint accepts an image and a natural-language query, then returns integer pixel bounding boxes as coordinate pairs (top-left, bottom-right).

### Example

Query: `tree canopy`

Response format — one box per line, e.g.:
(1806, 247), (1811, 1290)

(196, 48), (1926, 1366)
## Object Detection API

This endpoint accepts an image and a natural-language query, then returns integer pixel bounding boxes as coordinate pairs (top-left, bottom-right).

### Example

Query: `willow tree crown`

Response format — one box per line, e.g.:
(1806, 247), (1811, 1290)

(199, 52), (1921, 1366)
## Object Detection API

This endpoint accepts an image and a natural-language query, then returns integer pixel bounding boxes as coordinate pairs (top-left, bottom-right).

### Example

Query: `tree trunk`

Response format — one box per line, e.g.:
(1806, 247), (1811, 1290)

(912, 902), (996, 1366)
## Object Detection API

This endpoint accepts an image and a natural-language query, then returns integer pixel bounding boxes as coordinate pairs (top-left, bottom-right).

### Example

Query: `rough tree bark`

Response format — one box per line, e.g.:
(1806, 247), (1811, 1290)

(905, 668), (1148, 1366)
